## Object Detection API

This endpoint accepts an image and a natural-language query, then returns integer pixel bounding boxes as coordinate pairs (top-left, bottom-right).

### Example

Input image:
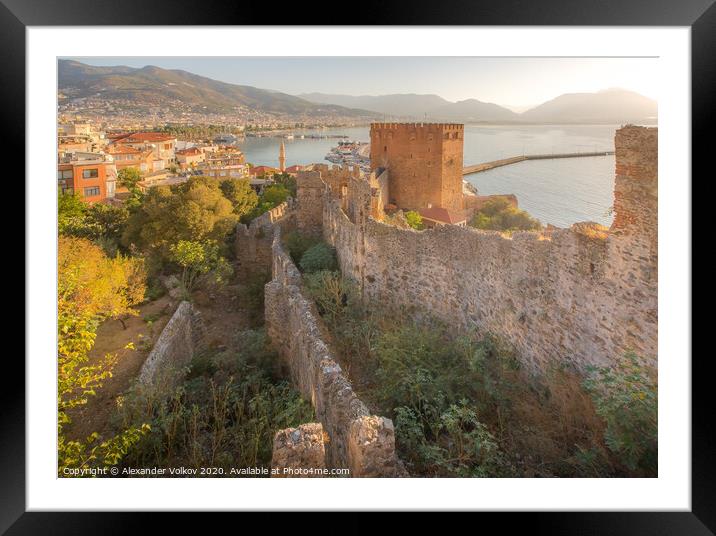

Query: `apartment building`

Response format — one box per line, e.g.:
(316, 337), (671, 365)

(108, 132), (177, 167)
(57, 152), (117, 202)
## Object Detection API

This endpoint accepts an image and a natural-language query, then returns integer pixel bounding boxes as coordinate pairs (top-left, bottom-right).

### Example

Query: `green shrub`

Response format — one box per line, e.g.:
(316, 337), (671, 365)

(299, 242), (337, 273)
(470, 198), (541, 232)
(117, 329), (313, 472)
(395, 401), (512, 477)
(583, 352), (657, 474)
(405, 211), (424, 230)
(284, 231), (320, 265)
(303, 270), (355, 321)
(240, 271), (270, 327)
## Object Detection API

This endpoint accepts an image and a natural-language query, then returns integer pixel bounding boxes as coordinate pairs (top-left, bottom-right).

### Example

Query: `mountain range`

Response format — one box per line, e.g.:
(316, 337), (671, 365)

(58, 60), (374, 117)
(59, 60), (657, 124)
(300, 89), (657, 124)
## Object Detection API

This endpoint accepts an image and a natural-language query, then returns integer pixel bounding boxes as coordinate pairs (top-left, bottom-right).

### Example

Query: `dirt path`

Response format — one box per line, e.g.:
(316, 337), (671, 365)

(65, 295), (176, 441)
(65, 272), (254, 442)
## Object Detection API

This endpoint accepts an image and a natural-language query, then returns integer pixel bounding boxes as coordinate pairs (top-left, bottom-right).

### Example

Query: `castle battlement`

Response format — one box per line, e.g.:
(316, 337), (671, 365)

(371, 122), (464, 131)
(370, 122), (464, 211)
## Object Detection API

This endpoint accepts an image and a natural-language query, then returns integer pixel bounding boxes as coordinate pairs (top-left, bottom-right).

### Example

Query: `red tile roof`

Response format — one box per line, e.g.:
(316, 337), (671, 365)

(107, 145), (143, 154)
(176, 147), (203, 156)
(111, 132), (175, 144)
(285, 165), (304, 173)
(249, 165), (279, 176)
(418, 206), (467, 225)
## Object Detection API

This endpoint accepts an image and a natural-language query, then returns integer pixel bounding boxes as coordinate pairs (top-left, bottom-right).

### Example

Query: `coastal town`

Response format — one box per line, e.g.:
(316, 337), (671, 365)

(59, 121), (298, 200)
(56, 58), (658, 482)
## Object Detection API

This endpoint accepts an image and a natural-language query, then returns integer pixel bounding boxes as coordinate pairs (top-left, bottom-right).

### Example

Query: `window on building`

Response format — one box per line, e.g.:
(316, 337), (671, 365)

(83, 186), (100, 197)
(57, 169), (73, 180)
(82, 168), (99, 179)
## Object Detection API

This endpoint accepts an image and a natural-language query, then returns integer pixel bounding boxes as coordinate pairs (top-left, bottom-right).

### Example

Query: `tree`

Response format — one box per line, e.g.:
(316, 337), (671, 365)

(57, 236), (149, 474)
(220, 178), (259, 218)
(261, 184), (290, 207)
(271, 172), (297, 197)
(405, 211), (424, 230)
(117, 168), (142, 190)
(470, 198), (541, 232)
(58, 192), (87, 236)
(169, 239), (226, 293)
(122, 177), (238, 263)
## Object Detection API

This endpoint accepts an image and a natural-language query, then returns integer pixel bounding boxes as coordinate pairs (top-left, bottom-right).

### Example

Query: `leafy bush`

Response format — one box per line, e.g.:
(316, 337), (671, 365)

(404, 211), (424, 230)
(583, 352), (657, 474)
(395, 401), (511, 477)
(284, 231), (320, 265)
(299, 242), (338, 273)
(470, 197), (541, 232)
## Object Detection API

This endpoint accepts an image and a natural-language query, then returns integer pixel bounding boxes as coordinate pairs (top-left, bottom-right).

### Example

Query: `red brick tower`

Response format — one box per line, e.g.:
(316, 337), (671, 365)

(370, 123), (464, 212)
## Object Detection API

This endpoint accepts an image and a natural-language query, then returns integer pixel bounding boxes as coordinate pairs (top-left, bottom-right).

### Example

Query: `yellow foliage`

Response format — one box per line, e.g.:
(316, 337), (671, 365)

(57, 236), (149, 475)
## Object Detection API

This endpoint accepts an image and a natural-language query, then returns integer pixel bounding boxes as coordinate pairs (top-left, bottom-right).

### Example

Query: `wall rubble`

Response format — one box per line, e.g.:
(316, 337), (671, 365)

(271, 423), (326, 477)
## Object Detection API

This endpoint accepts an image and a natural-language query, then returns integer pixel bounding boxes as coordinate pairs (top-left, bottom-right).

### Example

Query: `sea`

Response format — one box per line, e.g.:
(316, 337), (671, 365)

(236, 123), (655, 228)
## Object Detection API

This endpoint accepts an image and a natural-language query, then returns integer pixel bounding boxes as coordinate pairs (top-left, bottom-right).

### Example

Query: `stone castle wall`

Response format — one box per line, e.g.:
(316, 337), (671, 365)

(322, 126), (658, 370)
(264, 229), (400, 476)
(138, 301), (206, 385)
(235, 199), (295, 275)
(370, 123), (464, 212)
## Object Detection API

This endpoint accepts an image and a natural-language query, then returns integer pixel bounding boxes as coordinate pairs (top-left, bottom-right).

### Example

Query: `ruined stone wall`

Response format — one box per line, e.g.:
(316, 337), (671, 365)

(370, 167), (390, 219)
(370, 123), (464, 212)
(235, 199), (295, 276)
(138, 301), (206, 385)
(323, 126), (658, 370)
(264, 229), (400, 476)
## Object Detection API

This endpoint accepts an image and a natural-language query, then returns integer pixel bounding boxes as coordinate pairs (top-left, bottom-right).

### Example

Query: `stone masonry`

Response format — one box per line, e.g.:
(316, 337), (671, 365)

(264, 229), (401, 476)
(271, 423), (326, 477)
(321, 126), (658, 371)
(138, 301), (206, 385)
(370, 123), (464, 212)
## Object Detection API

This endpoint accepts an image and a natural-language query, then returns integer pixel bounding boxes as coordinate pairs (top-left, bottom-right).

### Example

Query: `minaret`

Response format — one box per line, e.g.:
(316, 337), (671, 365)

(279, 140), (286, 172)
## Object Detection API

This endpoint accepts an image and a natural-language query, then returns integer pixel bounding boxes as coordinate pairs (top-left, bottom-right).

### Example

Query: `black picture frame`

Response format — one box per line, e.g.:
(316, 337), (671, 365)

(8, 0), (707, 531)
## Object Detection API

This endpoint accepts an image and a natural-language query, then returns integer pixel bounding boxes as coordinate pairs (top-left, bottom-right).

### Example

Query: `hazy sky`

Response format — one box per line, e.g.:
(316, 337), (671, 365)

(70, 57), (658, 110)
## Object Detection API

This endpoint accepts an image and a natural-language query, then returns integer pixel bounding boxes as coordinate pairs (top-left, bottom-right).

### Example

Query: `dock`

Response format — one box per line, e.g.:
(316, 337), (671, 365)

(462, 151), (615, 176)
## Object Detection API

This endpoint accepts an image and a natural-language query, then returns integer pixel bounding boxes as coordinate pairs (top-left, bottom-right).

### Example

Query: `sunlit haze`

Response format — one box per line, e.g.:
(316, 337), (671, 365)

(68, 57), (658, 109)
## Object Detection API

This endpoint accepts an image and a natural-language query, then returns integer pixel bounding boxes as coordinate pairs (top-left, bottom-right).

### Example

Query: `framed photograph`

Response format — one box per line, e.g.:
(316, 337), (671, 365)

(12, 0), (707, 530)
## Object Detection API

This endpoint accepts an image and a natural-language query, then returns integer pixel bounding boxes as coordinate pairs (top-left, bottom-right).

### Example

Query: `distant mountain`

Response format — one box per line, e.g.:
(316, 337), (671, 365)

(58, 60), (375, 117)
(428, 99), (520, 122)
(301, 89), (656, 124)
(299, 93), (451, 118)
(519, 89), (657, 124)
